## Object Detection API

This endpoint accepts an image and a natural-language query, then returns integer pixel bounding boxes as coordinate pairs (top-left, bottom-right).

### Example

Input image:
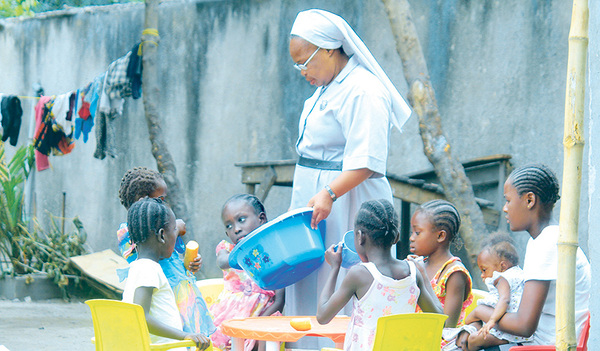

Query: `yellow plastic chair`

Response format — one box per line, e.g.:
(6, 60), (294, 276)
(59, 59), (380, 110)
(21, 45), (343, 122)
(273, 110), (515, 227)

(85, 299), (213, 351)
(196, 278), (224, 309)
(372, 313), (448, 351)
(464, 288), (489, 318)
(322, 313), (447, 351)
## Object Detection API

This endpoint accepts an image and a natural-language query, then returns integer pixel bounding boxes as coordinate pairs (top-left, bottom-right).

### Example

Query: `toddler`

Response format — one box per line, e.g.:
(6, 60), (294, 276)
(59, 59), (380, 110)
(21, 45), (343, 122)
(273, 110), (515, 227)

(210, 194), (285, 351)
(317, 199), (443, 351)
(122, 197), (211, 350)
(117, 167), (215, 336)
(461, 232), (532, 350)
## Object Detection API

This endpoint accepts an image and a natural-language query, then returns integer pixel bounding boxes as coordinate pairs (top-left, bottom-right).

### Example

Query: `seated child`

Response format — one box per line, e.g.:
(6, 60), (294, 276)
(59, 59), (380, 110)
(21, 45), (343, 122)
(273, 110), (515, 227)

(117, 167), (215, 336)
(317, 199), (443, 351)
(456, 164), (590, 349)
(409, 200), (473, 328)
(210, 194), (285, 351)
(460, 232), (532, 350)
(122, 197), (211, 350)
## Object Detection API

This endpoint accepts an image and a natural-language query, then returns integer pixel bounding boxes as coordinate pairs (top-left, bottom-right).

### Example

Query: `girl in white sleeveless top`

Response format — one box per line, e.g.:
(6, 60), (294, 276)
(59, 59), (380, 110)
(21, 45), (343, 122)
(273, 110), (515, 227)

(317, 199), (443, 351)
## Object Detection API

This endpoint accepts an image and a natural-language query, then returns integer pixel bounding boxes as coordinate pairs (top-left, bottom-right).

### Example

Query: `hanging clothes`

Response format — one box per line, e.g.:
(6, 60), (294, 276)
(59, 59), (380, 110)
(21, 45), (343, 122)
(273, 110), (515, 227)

(74, 73), (103, 143)
(33, 97), (75, 164)
(127, 42), (143, 99)
(33, 96), (52, 171)
(1, 95), (23, 146)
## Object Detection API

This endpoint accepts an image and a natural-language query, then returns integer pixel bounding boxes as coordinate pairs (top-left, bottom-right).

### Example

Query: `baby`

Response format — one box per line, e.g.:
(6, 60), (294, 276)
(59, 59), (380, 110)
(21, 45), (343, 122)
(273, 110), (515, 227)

(460, 232), (532, 350)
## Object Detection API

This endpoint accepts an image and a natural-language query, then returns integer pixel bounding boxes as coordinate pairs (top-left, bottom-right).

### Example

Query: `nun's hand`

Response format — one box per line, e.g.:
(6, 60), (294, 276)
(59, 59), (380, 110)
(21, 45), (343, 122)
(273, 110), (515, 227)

(307, 189), (333, 229)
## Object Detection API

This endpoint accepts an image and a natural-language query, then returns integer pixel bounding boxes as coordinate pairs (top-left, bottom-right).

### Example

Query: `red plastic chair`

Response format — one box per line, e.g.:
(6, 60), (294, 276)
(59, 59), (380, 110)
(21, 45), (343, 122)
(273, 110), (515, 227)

(509, 312), (590, 351)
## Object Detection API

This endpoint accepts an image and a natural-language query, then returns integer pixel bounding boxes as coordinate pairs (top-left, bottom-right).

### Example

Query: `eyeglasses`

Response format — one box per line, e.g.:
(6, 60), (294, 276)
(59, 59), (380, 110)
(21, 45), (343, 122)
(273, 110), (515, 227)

(294, 47), (320, 71)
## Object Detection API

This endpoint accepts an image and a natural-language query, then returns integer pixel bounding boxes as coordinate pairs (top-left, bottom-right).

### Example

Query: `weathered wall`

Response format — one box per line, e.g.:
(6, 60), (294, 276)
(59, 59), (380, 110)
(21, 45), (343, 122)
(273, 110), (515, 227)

(0, 0), (586, 280)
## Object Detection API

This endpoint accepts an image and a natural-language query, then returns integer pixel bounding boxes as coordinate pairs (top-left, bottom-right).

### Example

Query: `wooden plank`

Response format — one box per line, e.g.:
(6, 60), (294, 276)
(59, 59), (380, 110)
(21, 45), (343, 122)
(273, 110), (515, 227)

(69, 249), (128, 296)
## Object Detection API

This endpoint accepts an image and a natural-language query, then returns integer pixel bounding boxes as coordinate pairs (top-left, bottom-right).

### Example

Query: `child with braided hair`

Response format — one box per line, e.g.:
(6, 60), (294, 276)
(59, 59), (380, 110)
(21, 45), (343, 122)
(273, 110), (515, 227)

(317, 199), (443, 351)
(122, 197), (211, 350)
(456, 164), (590, 349)
(117, 167), (215, 337)
(408, 199), (473, 329)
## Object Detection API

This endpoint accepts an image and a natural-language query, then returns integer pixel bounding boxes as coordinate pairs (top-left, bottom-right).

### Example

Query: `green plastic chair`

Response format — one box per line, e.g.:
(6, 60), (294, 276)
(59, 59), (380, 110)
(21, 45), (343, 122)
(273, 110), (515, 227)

(86, 299), (213, 351)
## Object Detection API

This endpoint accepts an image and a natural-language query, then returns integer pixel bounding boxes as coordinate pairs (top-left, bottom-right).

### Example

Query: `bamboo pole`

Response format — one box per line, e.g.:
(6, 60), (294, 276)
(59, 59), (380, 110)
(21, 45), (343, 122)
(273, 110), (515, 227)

(556, 0), (588, 350)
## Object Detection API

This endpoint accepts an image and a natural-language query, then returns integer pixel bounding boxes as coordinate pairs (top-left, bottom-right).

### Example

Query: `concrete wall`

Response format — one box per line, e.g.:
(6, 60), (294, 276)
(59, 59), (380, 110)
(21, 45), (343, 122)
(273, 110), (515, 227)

(0, 0), (586, 281)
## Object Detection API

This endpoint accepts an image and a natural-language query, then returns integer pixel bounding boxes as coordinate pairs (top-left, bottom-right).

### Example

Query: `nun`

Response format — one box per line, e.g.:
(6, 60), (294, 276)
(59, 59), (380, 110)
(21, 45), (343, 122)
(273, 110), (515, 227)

(287, 8), (413, 347)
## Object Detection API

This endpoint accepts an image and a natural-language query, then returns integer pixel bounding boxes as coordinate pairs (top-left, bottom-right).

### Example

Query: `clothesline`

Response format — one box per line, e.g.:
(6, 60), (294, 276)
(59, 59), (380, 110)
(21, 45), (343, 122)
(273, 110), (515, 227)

(1, 41), (143, 171)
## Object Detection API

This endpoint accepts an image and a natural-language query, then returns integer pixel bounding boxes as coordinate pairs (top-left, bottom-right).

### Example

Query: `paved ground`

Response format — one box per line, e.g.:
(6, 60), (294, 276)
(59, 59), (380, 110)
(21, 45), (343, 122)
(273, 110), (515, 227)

(0, 298), (95, 351)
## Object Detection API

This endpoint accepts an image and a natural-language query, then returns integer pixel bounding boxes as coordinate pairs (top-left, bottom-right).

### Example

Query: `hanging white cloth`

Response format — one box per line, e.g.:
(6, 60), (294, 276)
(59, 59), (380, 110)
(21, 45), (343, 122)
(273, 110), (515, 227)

(290, 8), (413, 131)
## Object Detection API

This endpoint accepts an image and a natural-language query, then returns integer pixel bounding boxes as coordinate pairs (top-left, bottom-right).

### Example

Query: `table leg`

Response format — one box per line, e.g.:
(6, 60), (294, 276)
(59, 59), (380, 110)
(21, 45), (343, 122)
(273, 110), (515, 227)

(231, 337), (244, 351)
(265, 341), (281, 351)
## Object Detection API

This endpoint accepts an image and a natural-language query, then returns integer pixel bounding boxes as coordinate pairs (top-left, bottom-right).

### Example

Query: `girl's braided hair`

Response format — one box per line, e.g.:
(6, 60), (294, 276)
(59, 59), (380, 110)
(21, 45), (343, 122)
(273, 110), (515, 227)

(222, 194), (266, 218)
(127, 197), (172, 245)
(481, 231), (519, 267)
(508, 164), (560, 212)
(355, 199), (399, 248)
(415, 199), (461, 243)
(119, 167), (164, 209)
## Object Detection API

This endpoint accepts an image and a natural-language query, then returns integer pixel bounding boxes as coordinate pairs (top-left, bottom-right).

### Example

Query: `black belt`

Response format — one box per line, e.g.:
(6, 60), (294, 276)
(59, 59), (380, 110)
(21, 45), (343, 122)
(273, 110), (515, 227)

(297, 156), (343, 171)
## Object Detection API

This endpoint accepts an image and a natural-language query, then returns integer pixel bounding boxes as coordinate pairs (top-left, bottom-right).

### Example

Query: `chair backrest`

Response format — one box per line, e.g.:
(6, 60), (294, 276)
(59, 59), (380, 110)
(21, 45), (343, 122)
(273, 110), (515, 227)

(578, 312), (591, 351)
(86, 299), (153, 351)
(196, 278), (224, 309)
(372, 313), (448, 351)
(464, 288), (488, 318)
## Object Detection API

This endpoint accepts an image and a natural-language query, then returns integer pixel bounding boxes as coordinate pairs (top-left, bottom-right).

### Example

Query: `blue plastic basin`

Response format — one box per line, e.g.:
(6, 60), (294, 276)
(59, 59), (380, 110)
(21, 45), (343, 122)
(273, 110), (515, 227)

(228, 207), (326, 290)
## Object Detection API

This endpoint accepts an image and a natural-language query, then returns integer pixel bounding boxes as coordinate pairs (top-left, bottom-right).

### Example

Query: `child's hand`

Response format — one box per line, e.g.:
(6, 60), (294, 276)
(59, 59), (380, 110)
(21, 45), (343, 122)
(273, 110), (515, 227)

(176, 219), (187, 236)
(324, 243), (343, 268)
(406, 255), (427, 275)
(188, 254), (203, 273)
(184, 333), (210, 350)
(478, 320), (495, 339)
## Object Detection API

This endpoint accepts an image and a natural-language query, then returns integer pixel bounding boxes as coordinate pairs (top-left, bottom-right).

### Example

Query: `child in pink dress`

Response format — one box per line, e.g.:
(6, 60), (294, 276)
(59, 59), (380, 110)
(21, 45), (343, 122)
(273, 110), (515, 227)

(317, 199), (443, 351)
(210, 194), (285, 351)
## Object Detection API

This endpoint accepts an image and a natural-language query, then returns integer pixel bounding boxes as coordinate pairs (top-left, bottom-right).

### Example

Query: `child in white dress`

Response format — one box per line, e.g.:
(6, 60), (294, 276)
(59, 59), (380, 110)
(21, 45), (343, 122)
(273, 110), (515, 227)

(122, 197), (210, 350)
(316, 199), (443, 351)
(462, 232), (532, 350)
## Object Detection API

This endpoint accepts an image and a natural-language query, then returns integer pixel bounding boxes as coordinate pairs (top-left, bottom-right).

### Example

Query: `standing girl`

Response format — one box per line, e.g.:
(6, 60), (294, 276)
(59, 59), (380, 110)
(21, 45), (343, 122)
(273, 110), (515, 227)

(458, 164), (590, 348)
(118, 167), (215, 337)
(317, 199), (443, 351)
(210, 194), (285, 351)
(122, 197), (211, 350)
(409, 199), (473, 328)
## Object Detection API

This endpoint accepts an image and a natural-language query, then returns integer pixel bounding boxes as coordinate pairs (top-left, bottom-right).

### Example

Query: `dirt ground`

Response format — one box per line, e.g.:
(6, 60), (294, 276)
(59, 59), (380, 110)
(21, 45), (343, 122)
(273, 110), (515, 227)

(0, 298), (95, 351)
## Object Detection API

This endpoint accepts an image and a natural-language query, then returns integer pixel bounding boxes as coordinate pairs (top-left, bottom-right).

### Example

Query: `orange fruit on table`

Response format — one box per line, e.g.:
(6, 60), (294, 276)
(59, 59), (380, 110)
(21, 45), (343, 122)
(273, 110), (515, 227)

(290, 317), (312, 331)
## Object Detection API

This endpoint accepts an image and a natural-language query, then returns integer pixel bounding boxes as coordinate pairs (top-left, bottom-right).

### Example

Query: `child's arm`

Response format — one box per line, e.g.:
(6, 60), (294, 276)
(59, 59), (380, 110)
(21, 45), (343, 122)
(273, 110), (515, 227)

(216, 248), (231, 270)
(470, 280), (549, 337)
(441, 270), (470, 328)
(316, 244), (363, 324)
(133, 286), (211, 348)
(260, 288), (285, 316)
(414, 265), (443, 314)
(478, 276), (511, 337)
